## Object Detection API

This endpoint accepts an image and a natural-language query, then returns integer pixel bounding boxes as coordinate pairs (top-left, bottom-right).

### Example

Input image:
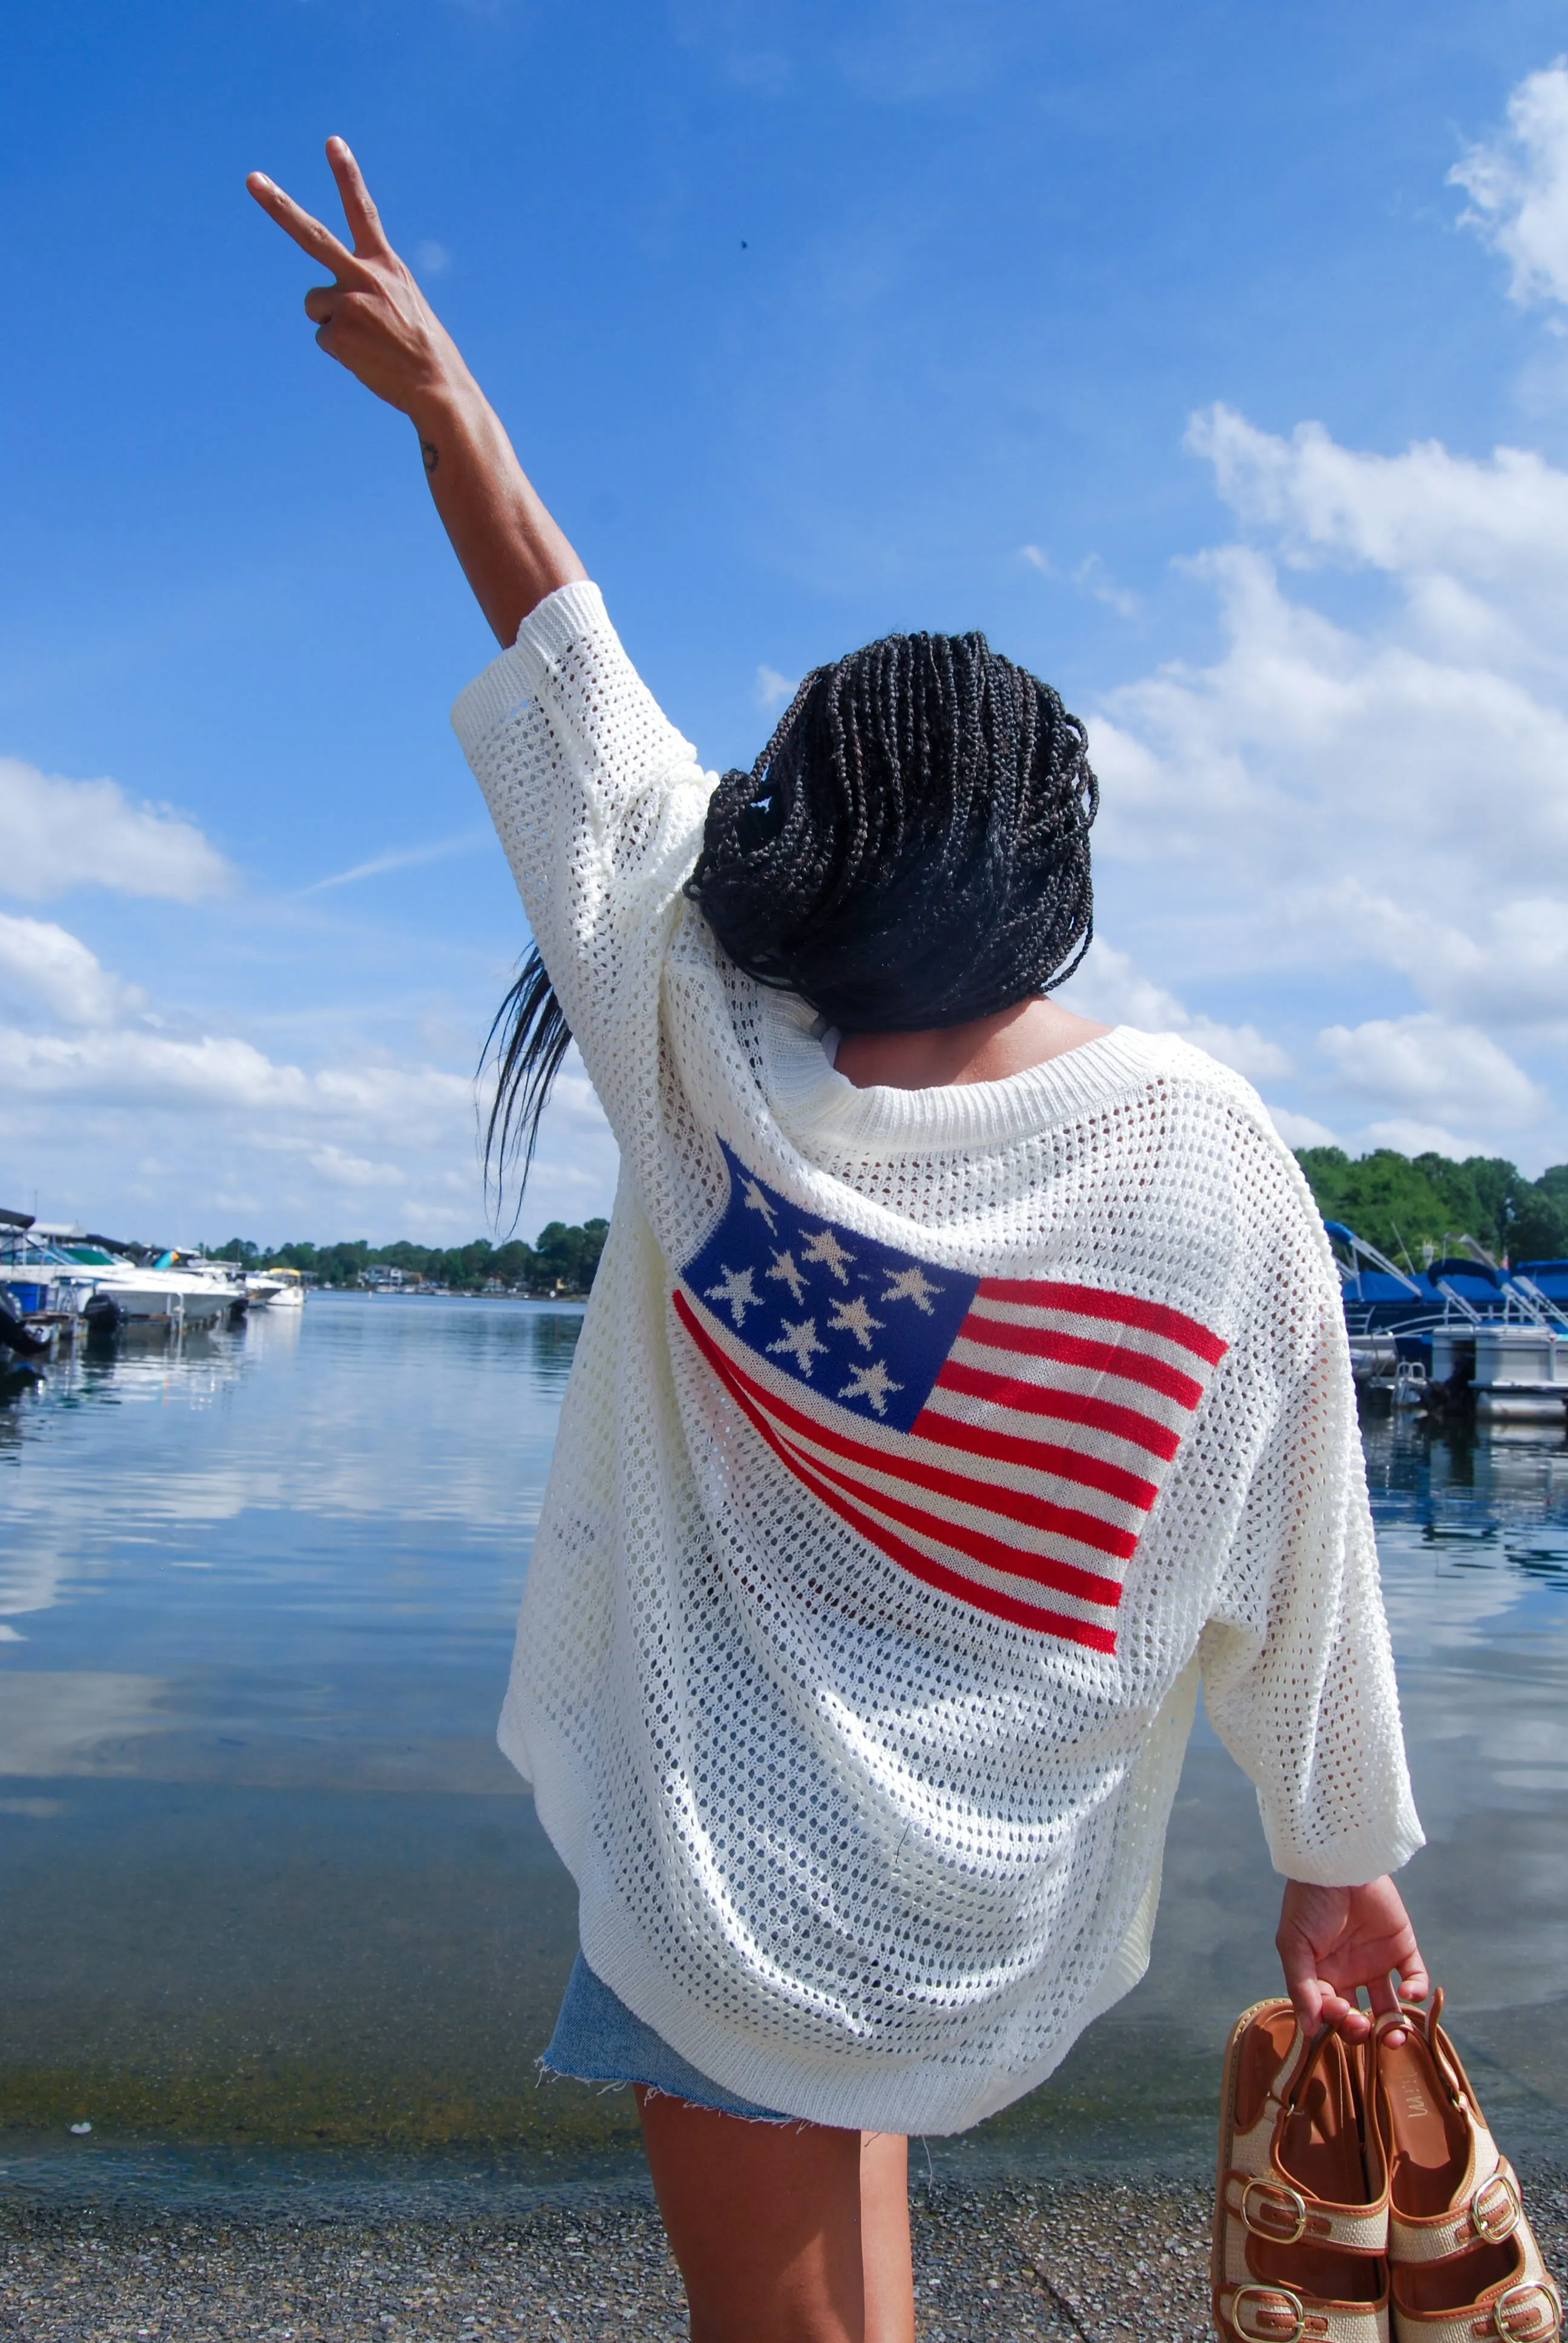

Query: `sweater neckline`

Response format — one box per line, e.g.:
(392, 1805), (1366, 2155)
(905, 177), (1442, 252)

(756, 991), (1165, 1155)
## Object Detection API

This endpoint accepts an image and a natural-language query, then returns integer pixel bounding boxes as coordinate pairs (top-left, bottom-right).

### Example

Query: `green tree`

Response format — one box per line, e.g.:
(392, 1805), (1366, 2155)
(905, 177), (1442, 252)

(533, 1217), (609, 1293)
(1295, 1148), (1568, 1265)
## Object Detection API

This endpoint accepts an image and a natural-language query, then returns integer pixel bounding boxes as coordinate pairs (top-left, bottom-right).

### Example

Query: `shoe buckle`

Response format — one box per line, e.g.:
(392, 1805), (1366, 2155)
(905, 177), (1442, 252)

(1486, 2282), (1560, 2342)
(1240, 2177), (1310, 2244)
(1471, 2171), (1522, 2245)
(1230, 2282), (1308, 2342)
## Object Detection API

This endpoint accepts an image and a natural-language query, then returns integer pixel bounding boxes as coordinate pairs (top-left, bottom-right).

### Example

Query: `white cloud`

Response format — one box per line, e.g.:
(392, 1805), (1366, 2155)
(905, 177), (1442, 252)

(1188, 402), (1568, 600)
(1295, 883), (1568, 1032)
(1450, 60), (1568, 313)
(1074, 554), (1139, 618)
(1062, 939), (1290, 1080)
(1018, 543), (1051, 572)
(1083, 96), (1568, 1170)
(0, 756), (232, 902)
(0, 917), (619, 1242)
(298, 829), (489, 895)
(1318, 1014), (1544, 1133)
(1265, 1105), (1338, 1150)
(1362, 1119), (1474, 1162)
(0, 914), (143, 1026)
(756, 664), (797, 711)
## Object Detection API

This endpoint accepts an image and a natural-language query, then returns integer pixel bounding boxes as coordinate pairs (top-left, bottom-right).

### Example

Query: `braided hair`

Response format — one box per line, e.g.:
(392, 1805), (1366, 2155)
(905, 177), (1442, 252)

(483, 628), (1097, 1207)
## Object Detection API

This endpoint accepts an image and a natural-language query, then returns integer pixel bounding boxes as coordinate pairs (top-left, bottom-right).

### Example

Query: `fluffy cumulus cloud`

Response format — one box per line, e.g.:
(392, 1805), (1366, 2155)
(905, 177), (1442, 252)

(0, 924), (618, 1239)
(0, 757), (233, 902)
(0, 752), (617, 1237)
(1062, 61), (1568, 1173)
(1062, 939), (1290, 1081)
(1450, 59), (1568, 313)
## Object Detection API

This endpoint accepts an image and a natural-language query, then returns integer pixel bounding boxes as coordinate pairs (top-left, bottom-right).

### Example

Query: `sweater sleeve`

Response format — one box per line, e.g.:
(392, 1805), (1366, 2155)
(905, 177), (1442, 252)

(451, 582), (714, 1153)
(1199, 1165), (1425, 1886)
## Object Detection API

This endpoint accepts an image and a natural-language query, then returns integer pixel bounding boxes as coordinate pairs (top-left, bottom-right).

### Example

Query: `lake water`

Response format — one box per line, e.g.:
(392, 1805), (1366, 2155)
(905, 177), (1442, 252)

(1, 1296), (1564, 2211)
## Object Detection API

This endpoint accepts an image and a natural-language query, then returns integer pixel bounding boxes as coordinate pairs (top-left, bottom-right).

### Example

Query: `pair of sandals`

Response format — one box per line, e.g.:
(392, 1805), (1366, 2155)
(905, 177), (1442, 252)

(1214, 1991), (1561, 2343)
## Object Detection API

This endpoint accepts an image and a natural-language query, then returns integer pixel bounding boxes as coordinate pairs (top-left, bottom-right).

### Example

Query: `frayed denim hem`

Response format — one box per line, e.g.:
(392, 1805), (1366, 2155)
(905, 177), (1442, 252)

(540, 1952), (795, 2124)
(534, 2053), (795, 2125)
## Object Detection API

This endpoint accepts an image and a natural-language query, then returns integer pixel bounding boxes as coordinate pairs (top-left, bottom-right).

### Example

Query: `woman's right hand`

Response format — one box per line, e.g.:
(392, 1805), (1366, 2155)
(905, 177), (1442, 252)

(246, 136), (584, 646)
(246, 137), (470, 421)
(1276, 1875), (1429, 2046)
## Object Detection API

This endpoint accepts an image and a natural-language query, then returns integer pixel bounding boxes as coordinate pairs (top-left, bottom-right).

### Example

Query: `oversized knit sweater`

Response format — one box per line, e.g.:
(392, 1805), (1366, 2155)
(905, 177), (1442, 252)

(452, 580), (1423, 2138)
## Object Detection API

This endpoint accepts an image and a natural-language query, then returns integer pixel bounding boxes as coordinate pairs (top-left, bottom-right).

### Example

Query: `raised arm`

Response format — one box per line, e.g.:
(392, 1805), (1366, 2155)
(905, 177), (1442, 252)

(247, 137), (586, 647)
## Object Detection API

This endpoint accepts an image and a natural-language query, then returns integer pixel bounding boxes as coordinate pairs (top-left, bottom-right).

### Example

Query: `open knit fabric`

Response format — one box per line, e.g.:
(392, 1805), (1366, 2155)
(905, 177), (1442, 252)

(452, 582), (1423, 2138)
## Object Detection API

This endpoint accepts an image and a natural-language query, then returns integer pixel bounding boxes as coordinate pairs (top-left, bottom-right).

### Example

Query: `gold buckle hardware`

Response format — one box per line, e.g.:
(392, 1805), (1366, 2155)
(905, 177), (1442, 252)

(1239, 2177), (1310, 2245)
(1230, 2282), (1309, 2343)
(1471, 2171), (1522, 2245)
(1488, 2282), (1561, 2342)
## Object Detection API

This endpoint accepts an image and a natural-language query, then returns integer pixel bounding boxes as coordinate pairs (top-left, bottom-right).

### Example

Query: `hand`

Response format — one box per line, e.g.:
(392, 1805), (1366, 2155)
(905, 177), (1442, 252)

(1276, 1876), (1429, 2046)
(247, 138), (468, 419)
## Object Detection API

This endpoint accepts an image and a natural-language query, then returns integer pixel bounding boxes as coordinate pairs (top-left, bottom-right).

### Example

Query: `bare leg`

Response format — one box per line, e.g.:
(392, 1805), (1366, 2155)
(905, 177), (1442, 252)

(860, 2132), (914, 2343)
(636, 2091), (914, 2343)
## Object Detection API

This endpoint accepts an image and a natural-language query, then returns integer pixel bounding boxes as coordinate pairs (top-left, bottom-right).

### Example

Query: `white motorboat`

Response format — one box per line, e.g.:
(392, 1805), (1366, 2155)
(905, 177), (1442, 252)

(67, 1248), (231, 1330)
(246, 1266), (305, 1309)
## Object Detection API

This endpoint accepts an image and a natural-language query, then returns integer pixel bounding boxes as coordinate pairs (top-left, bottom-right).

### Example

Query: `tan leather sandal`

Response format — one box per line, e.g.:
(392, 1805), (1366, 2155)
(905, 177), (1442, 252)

(1375, 1994), (1561, 2343)
(1214, 1998), (1391, 2343)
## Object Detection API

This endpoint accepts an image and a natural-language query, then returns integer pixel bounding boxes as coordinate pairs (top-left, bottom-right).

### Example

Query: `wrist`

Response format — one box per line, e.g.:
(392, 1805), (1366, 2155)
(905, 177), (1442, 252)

(407, 366), (491, 442)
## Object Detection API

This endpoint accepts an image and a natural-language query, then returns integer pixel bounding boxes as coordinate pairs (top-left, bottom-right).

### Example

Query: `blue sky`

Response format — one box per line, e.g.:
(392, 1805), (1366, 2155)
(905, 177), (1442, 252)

(4, 1), (1568, 1244)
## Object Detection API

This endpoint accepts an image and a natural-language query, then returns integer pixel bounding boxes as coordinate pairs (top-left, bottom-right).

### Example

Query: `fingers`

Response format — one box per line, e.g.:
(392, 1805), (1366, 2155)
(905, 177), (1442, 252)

(246, 170), (376, 286)
(324, 136), (390, 255)
(1276, 1923), (1325, 2036)
(1398, 1951), (1430, 2004)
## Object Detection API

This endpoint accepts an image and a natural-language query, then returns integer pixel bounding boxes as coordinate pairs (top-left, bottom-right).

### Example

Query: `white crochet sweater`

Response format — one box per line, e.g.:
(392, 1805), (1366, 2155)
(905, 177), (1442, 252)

(453, 581), (1422, 2138)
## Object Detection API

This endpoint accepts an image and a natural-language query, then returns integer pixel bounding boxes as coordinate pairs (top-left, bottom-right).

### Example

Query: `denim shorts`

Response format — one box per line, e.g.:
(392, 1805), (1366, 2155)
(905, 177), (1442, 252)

(541, 1951), (792, 2122)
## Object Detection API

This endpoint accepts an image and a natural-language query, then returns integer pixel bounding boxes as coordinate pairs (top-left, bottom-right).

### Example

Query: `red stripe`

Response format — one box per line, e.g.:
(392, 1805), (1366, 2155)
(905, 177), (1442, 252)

(766, 1417), (1125, 1605)
(684, 1294), (1137, 1562)
(780, 1443), (1118, 1651)
(935, 1358), (1181, 1460)
(978, 1277), (1228, 1365)
(912, 1407), (1158, 1512)
(674, 1293), (1119, 1648)
(960, 1314), (1204, 1409)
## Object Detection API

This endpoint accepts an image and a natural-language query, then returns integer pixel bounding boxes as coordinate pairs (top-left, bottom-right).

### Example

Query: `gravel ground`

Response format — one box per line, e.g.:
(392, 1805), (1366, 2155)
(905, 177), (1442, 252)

(2, 2170), (1564, 2341)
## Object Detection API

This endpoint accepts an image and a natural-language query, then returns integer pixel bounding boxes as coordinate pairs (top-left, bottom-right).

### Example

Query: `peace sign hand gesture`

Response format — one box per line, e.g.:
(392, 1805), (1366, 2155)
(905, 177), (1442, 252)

(247, 138), (468, 419)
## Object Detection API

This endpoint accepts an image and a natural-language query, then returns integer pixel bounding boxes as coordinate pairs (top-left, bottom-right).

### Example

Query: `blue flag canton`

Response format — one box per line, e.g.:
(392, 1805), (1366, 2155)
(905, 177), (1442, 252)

(679, 1141), (978, 1435)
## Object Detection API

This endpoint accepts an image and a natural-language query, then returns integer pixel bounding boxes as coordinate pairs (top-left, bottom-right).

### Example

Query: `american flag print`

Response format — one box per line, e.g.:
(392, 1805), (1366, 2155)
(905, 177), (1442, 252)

(673, 1140), (1229, 1653)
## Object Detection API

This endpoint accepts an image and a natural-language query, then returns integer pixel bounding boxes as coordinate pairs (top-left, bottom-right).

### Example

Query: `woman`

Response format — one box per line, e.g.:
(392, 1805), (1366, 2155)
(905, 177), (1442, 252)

(250, 142), (1428, 2343)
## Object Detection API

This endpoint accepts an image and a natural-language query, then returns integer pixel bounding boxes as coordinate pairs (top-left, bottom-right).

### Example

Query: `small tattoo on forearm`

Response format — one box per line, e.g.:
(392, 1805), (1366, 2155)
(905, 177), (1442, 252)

(421, 439), (439, 475)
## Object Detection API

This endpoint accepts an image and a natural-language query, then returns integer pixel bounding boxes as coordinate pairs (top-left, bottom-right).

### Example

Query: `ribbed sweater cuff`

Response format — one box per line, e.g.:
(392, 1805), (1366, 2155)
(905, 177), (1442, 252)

(1266, 1815), (1426, 1887)
(450, 580), (609, 759)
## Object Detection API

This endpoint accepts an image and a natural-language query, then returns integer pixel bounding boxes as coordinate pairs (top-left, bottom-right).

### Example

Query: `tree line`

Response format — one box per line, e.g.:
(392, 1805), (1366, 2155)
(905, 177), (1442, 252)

(204, 1151), (1568, 1296)
(1294, 1148), (1568, 1267)
(212, 1218), (609, 1294)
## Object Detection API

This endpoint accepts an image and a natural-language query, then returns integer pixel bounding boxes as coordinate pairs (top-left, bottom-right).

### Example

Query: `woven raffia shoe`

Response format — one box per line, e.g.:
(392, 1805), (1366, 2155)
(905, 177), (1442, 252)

(1214, 1999), (1390, 2342)
(1375, 1993), (1561, 2343)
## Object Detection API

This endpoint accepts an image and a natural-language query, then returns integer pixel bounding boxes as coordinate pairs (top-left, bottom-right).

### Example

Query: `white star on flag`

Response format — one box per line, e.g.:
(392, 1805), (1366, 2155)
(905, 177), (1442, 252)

(768, 1317), (828, 1376)
(741, 1178), (779, 1233)
(801, 1227), (855, 1285)
(837, 1358), (903, 1417)
(705, 1265), (761, 1327)
(767, 1250), (808, 1305)
(880, 1265), (943, 1317)
(828, 1296), (884, 1351)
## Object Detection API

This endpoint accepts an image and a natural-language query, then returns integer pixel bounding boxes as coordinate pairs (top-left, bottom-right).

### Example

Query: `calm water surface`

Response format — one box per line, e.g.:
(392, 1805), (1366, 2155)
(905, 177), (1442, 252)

(1, 1296), (1564, 2209)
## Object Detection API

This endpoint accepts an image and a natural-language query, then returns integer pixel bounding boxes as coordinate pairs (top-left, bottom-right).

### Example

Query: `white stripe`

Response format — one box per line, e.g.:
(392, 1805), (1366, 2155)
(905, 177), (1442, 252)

(920, 1380), (1169, 1485)
(965, 1294), (1214, 1384)
(943, 1332), (1195, 1441)
(768, 1412), (1137, 1578)
(799, 1473), (1121, 1629)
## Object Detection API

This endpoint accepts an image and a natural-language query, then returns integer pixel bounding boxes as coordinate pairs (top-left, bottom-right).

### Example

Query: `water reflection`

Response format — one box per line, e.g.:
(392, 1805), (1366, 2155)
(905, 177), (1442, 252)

(0, 1312), (1564, 2204)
